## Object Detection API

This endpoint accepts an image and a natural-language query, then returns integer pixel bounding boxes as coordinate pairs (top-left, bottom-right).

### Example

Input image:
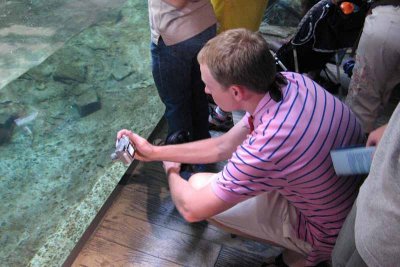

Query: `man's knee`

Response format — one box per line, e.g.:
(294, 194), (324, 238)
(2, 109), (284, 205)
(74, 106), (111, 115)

(188, 172), (215, 190)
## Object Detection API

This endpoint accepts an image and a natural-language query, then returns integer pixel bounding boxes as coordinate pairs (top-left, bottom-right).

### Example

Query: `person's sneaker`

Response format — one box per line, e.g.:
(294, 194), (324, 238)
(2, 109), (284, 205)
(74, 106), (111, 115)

(180, 170), (193, 180)
(261, 254), (288, 267)
(192, 164), (207, 173)
(209, 105), (234, 132)
(165, 130), (190, 145)
(165, 130), (192, 174)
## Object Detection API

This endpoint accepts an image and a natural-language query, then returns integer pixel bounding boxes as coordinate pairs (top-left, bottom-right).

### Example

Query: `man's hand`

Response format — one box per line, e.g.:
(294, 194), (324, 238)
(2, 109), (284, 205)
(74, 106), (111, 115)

(117, 129), (155, 161)
(163, 161), (181, 176)
(366, 124), (387, 147)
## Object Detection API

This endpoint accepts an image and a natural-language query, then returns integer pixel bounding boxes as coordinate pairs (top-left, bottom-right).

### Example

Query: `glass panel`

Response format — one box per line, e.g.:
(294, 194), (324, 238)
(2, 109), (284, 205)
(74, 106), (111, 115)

(0, 0), (163, 266)
(260, 0), (309, 41)
(263, 0), (303, 27)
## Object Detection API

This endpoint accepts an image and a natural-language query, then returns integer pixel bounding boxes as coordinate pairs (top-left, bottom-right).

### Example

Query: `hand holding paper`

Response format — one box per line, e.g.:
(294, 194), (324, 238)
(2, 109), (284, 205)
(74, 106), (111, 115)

(330, 146), (376, 176)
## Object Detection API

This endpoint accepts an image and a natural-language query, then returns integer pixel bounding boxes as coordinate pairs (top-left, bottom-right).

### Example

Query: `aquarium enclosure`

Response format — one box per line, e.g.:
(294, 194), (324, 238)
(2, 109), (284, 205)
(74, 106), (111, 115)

(0, 0), (163, 265)
(0, 0), (301, 266)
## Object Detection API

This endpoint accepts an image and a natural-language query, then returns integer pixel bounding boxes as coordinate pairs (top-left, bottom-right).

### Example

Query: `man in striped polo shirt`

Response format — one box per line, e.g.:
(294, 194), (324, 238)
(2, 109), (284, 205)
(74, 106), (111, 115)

(117, 29), (364, 266)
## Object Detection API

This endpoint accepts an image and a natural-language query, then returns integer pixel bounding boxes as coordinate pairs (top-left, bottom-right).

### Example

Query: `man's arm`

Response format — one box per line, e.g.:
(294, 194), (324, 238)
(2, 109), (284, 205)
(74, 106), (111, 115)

(118, 117), (249, 164)
(163, 161), (235, 222)
(155, 118), (248, 163)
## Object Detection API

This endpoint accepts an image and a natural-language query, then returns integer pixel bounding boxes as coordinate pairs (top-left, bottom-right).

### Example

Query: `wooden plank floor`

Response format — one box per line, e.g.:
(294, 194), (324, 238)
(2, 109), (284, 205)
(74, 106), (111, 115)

(71, 125), (281, 267)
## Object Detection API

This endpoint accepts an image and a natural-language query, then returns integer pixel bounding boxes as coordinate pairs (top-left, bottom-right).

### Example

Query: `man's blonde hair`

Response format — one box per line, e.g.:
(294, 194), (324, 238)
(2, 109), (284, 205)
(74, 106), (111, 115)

(198, 28), (279, 95)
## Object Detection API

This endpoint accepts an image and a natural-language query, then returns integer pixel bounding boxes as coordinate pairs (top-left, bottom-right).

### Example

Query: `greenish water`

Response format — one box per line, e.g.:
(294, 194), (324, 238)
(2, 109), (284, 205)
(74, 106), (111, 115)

(0, 1), (163, 266)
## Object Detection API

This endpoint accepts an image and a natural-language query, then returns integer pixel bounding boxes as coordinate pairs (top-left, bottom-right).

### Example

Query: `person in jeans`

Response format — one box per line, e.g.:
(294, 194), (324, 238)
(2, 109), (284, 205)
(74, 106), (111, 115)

(149, 0), (216, 141)
(118, 29), (365, 266)
(208, 0), (268, 131)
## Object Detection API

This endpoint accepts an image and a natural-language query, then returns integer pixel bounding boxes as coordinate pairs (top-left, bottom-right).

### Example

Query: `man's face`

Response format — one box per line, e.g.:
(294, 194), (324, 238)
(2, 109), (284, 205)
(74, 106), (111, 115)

(200, 64), (235, 112)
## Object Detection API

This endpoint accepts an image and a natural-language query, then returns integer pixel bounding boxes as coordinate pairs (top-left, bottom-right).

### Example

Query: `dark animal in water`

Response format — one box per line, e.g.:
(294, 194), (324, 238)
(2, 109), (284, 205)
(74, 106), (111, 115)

(0, 115), (17, 145)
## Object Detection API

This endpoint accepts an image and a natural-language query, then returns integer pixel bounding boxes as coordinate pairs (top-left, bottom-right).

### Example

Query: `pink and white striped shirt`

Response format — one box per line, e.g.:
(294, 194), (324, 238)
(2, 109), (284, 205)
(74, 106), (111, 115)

(212, 72), (364, 265)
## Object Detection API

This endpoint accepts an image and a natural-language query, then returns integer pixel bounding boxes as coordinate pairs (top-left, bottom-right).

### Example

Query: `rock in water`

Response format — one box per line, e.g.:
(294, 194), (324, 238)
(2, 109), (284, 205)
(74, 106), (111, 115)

(0, 115), (17, 145)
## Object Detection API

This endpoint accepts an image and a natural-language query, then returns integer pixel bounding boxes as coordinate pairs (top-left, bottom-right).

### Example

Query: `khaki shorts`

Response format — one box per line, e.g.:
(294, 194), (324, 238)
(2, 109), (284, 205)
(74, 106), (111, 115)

(212, 189), (312, 257)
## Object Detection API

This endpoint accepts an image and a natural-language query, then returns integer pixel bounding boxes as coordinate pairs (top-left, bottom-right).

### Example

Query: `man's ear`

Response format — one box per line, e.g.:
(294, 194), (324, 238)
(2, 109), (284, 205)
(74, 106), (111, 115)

(230, 85), (246, 101)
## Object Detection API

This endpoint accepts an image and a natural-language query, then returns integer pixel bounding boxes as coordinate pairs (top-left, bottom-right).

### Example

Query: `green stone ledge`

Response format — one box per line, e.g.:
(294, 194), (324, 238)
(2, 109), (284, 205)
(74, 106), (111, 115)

(28, 86), (163, 267)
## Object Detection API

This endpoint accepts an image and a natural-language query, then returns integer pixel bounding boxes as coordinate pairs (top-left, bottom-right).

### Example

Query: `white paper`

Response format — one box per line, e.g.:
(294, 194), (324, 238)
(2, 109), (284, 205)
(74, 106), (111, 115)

(330, 146), (376, 176)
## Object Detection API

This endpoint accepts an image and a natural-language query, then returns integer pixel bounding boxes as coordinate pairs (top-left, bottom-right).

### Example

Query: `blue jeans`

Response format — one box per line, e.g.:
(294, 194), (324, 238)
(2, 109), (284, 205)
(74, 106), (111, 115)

(151, 25), (216, 141)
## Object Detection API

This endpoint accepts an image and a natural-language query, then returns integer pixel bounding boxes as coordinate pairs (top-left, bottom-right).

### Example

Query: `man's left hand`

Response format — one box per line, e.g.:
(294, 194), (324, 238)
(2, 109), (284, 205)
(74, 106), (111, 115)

(163, 161), (181, 176)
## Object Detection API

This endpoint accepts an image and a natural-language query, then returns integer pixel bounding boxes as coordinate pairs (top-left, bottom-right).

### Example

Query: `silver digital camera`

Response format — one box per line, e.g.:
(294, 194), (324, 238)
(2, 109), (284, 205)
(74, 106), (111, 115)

(111, 135), (135, 165)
